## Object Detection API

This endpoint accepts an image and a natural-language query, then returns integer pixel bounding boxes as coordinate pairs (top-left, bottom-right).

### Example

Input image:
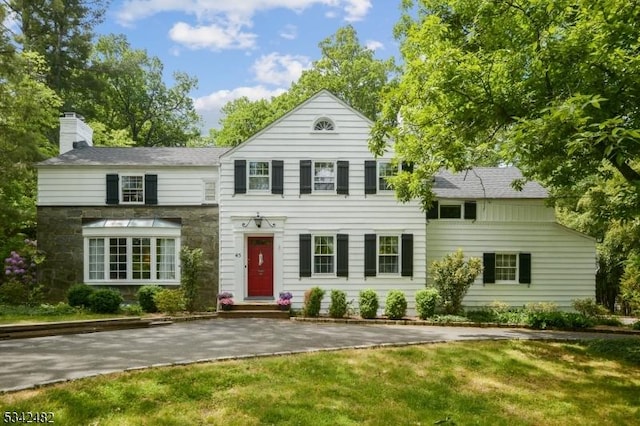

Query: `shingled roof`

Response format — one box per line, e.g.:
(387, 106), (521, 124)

(37, 146), (230, 167)
(433, 167), (547, 199)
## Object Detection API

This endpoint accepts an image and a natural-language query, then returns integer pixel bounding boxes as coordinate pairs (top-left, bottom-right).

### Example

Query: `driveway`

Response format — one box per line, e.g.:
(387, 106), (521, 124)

(1, 318), (636, 393)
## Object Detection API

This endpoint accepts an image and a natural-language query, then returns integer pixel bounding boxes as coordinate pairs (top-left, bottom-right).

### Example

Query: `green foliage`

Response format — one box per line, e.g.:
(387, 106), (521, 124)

(632, 321), (640, 331)
(465, 302), (528, 325)
(358, 289), (379, 319)
(328, 289), (348, 319)
(83, 34), (201, 147)
(524, 302), (559, 314)
(415, 288), (440, 319)
(210, 25), (395, 146)
(373, 0), (640, 213)
(153, 289), (186, 315)
(121, 304), (143, 316)
(88, 289), (123, 314)
(137, 285), (162, 313)
(526, 311), (595, 330)
(180, 247), (203, 312)
(572, 298), (610, 318)
(429, 250), (482, 314)
(67, 284), (95, 308)
(584, 338), (640, 365)
(384, 290), (407, 320)
(0, 282), (28, 305)
(620, 255), (640, 314)
(302, 287), (325, 318)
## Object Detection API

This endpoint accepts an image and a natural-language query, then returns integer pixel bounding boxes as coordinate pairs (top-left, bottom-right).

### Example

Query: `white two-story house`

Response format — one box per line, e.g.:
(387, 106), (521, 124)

(218, 90), (596, 312)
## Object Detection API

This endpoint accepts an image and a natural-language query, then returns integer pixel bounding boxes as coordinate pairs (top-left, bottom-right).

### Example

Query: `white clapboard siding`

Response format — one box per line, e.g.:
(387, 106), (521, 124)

(38, 166), (219, 206)
(219, 91), (428, 313)
(426, 220), (596, 309)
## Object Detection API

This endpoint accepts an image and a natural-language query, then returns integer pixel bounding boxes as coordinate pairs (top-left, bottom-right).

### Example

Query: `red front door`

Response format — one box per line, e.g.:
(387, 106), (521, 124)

(247, 237), (274, 297)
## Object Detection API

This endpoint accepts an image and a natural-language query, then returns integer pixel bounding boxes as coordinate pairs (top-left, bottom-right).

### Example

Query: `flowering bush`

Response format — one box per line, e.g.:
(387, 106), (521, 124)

(220, 297), (234, 306)
(217, 292), (234, 300)
(277, 291), (293, 307)
(2, 239), (45, 305)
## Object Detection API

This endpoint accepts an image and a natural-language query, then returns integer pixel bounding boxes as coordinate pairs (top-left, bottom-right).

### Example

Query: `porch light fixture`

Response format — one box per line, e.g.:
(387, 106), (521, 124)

(242, 212), (275, 228)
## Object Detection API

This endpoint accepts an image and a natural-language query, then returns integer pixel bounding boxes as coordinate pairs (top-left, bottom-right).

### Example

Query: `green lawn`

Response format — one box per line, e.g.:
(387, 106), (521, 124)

(2, 339), (639, 425)
(0, 304), (135, 324)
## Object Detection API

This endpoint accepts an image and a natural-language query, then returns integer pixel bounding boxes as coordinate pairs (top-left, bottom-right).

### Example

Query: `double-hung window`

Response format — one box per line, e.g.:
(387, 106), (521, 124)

(378, 162), (397, 191)
(248, 161), (270, 191)
(378, 235), (400, 274)
(483, 252), (531, 284)
(314, 162), (335, 191)
(121, 175), (144, 203)
(313, 235), (335, 274)
(495, 253), (518, 281)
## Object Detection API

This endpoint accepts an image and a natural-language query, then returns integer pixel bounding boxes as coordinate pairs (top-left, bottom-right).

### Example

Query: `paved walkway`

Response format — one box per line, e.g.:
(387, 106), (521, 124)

(1, 318), (637, 393)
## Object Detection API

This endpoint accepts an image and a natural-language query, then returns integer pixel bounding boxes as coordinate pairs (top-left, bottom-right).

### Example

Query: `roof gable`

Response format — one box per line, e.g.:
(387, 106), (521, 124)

(221, 89), (373, 157)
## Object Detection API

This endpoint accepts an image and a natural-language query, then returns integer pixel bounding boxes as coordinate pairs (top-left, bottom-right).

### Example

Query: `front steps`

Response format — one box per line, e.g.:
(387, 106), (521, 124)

(217, 302), (290, 319)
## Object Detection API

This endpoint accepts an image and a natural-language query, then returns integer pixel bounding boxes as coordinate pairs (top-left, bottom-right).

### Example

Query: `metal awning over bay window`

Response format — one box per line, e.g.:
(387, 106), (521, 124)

(82, 218), (181, 284)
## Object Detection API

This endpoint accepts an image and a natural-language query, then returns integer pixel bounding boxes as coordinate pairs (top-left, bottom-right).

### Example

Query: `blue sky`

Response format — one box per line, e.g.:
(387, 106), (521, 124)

(97, 1), (403, 132)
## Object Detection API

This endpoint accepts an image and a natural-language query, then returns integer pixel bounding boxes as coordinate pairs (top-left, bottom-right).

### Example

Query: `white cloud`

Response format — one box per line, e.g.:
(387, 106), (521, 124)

(169, 21), (257, 50)
(194, 86), (287, 131)
(365, 39), (384, 51)
(117, 1), (373, 49)
(279, 24), (297, 40)
(252, 53), (311, 86)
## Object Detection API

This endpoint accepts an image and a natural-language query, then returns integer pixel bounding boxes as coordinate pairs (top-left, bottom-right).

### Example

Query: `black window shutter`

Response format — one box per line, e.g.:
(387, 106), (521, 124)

(401, 162), (414, 173)
(299, 234), (312, 277)
(483, 253), (496, 284)
(300, 160), (312, 194)
(144, 174), (158, 205)
(106, 174), (119, 205)
(337, 161), (349, 195)
(464, 201), (477, 220)
(519, 253), (532, 284)
(364, 234), (377, 277)
(272, 160), (284, 194)
(337, 234), (348, 277)
(234, 160), (246, 194)
(401, 234), (413, 277)
(364, 160), (377, 194)
(426, 201), (439, 220)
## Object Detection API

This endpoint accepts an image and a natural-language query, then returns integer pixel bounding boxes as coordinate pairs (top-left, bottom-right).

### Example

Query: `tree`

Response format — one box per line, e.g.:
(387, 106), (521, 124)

(210, 25), (396, 146)
(371, 0), (640, 211)
(7, 0), (107, 109)
(429, 250), (482, 314)
(0, 5), (62, 258)
(82, 35), (201, 147)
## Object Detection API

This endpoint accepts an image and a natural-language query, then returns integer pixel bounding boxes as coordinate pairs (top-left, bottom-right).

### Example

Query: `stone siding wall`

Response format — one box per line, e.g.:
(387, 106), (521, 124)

(37, 205), (219, 306)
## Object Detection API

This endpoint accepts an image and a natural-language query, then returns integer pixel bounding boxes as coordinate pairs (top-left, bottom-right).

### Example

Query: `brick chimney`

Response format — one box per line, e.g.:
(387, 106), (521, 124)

(59, 112), (93, 154)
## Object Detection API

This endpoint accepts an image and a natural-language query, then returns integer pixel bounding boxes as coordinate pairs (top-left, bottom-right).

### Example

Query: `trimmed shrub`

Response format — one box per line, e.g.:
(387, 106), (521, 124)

(329, 289), (348, 318)
(303, 287), (325, 317)
(415, 288), (440, 319)
(359, 289), (379, 319)
(88, 289), (123, 314)
(429, 249), (482, 314)
(67, 283), (95, 308)
(154, 289), (186, 314)
(572, 298), (609, 317)
(0, 281), (28, 305)
(384, 290), (407, 320)
(137, 285), (162, 313)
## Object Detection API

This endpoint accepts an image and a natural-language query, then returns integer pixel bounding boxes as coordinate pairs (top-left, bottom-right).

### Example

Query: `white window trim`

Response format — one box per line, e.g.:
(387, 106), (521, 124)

(495, 252), (519, 284)
(120, 174), (145, 205)
(378, 161), (400, 192)
(83, 226), (181, 285)
(377, 234), (401, 276)
(312, 234), (336, 277)
(439, 202), (463, 219)
(247, 160), (271, 192)
(202, 178), (217, 203)
(312, 160), (336, 193)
